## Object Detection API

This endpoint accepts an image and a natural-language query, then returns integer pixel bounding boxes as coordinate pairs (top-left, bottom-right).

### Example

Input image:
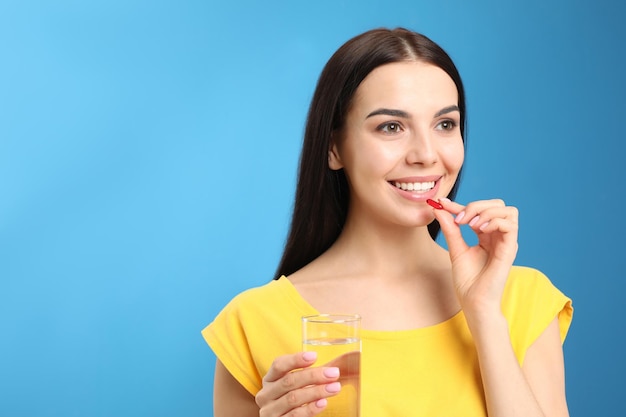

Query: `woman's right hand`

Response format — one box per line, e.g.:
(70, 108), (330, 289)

(255, 351), (342, 417)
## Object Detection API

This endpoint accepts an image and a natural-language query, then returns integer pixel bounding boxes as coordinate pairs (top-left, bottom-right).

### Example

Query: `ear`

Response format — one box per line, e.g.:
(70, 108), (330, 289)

(328, 141), (344, 170)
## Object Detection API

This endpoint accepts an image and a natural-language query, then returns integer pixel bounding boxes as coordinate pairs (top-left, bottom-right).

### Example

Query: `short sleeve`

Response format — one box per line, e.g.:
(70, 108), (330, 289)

(501, 266), (573, 365)
(201, 279), (308, 396)
(202, 290), (264, 395)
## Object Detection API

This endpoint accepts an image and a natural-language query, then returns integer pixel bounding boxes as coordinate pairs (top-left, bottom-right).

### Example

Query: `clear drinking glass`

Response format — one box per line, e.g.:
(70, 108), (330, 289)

(302, 314), (361, 417)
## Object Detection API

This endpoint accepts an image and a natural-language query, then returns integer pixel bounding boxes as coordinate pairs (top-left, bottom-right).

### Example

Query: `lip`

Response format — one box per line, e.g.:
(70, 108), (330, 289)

(388, 175), (442, 202)
(390, 175), (441, 183)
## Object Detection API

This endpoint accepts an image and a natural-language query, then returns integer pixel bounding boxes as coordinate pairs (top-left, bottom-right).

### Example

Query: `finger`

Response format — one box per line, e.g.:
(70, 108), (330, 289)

(263, 352), (318, 384)
(475, 218), (519, 244)
(323, 351), (359, 377)
(277, 366), (341, 395)
(432, 205), (470, 259)
(257, 364), (340, 409)
(265, 390), (335, 417)
(468, 206), (519, 233)
(295, 397), (330, 417)
(477, 217), (518, 236)
(453, 199), (506, 225)
(279, 382), (342, 415)
(438, 198), (465, 215)
(260, 380), (342, 417)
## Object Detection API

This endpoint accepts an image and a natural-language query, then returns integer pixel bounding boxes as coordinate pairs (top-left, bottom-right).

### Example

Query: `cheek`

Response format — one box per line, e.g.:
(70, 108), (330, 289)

(343, 141), (396, 176)
(443, 140), (465, 171)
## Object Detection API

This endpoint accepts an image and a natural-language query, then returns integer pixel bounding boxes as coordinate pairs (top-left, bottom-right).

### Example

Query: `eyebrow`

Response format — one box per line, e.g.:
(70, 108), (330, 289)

(366, 105), (460, 119)
(366, 108), (411, 119)
(434, 105), (460, 117)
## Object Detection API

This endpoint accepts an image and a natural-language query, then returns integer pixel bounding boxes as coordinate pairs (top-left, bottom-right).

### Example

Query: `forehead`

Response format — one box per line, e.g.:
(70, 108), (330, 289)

(351, 61), (458, 114)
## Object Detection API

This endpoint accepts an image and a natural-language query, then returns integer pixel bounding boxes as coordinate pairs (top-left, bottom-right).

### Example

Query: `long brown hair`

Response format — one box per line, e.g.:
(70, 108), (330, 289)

(274, 28), (466, 280)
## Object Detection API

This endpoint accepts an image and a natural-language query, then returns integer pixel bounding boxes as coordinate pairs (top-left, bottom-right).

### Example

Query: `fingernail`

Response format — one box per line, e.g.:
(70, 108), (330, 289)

(303, 351), (317, 362)
(469, 216), (480, 227)
(440, 197), (451, 203)
(479, 221), (490, 231)
(325, 382), (341, 393)
(316, 398), (328, 408)
(323, 367), (340, 378)
(455, 211), (465, 223)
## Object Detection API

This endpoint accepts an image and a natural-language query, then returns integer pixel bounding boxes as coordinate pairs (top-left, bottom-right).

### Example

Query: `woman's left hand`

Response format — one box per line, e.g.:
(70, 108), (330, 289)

(432, 198), (519, 318)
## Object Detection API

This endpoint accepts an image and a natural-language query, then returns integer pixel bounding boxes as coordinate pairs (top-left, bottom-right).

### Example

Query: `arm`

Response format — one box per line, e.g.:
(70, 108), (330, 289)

(434, 199), (569, 417)
(214, 359), (259, 417)
(467, 313), (568, 417)
(522, 317), (569, 416)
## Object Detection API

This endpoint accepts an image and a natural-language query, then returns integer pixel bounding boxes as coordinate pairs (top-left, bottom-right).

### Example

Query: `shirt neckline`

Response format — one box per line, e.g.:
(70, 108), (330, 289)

(275, 275), (466, 341)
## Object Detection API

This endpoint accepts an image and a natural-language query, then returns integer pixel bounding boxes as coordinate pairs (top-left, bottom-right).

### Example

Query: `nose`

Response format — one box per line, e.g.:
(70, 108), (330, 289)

(405, 129), (437, 166)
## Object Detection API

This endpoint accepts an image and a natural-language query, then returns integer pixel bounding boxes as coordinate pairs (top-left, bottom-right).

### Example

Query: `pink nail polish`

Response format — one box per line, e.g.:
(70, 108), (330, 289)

(303, 351), (317, 362)
(426, 199), (443, 210)
(326, 382), (341, 393)
(316, 398), (328, 408)
(323, 367), (340, 378)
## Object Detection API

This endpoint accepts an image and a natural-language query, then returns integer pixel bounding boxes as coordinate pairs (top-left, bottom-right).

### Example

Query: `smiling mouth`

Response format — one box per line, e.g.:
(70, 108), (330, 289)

(392, 181), (435, 192)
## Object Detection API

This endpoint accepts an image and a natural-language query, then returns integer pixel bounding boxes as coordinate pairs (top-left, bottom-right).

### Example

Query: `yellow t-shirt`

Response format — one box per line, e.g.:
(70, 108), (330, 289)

(202, 266), (573, 416)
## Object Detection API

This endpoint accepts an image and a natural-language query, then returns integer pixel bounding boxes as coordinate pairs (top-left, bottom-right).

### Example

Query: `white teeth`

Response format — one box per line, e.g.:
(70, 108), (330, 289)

(394, 181), (435, 192)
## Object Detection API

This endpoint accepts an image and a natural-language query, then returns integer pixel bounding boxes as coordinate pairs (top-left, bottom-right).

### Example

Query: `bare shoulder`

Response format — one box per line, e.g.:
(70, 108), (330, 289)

(286, 253), (347, 292)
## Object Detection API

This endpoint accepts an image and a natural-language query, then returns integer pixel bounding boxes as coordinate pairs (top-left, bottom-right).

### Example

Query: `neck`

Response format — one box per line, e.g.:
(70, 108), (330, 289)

(325, 211), (448, 280)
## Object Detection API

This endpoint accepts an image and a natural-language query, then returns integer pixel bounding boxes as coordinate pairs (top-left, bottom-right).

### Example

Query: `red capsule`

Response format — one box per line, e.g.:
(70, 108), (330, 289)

(426, 199), (444, 210)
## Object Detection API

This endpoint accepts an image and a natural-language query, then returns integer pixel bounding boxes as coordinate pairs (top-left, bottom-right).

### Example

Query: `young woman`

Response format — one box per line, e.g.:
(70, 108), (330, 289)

(203, 28), (573, 417)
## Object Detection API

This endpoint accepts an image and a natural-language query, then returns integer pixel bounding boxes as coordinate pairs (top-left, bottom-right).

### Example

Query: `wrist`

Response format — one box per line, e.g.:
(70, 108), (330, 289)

(463, 308), (509, 340)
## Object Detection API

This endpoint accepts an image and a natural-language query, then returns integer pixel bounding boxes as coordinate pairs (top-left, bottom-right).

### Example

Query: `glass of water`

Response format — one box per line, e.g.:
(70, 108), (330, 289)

(302, 314), (361, 417)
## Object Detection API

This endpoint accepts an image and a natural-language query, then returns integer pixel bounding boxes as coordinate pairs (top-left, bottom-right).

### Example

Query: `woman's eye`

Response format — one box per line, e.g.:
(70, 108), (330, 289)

(436, 120), (458, 131)
(378, 122), (402, 134)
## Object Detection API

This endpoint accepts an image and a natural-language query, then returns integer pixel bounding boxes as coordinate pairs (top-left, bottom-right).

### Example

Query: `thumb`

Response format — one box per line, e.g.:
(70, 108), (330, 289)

(432, 206), (469, 260)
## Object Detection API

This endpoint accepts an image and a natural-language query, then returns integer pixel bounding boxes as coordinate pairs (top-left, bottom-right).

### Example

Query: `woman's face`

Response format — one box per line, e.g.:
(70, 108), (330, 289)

(330, 61), (464, 228)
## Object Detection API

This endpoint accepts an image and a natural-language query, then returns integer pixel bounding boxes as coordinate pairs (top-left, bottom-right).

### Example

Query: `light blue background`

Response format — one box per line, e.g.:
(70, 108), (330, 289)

(1, 1), (624, 416)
